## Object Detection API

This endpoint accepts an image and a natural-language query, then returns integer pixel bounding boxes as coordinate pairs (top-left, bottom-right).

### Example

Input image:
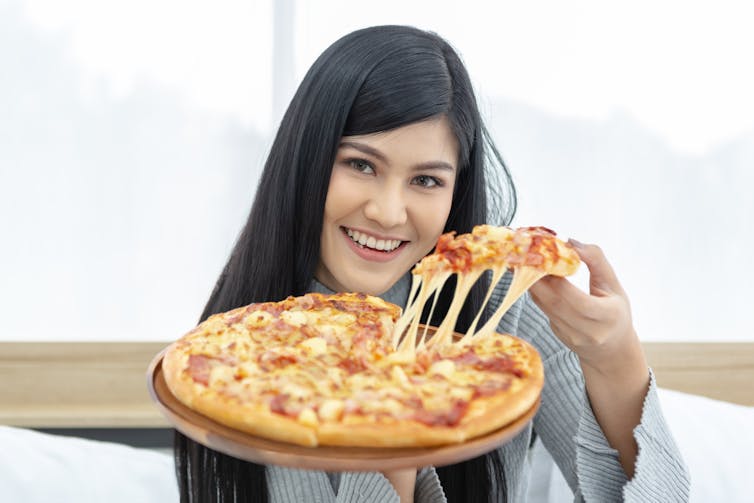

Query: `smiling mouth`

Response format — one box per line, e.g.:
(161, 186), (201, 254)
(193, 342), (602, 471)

(342, 227), (405, 252)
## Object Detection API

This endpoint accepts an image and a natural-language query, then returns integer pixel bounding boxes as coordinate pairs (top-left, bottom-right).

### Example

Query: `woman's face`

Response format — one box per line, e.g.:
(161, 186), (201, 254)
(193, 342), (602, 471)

(316, 116), (458, 295)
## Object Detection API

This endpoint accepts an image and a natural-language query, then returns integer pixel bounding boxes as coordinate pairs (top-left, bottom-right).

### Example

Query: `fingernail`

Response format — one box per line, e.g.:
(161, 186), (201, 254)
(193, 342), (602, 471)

(568, 238), (583, 249)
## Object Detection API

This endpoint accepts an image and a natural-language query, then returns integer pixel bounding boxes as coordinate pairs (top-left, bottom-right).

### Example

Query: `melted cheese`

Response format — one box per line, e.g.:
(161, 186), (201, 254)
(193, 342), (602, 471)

(298, 337), (327, 356)
(281, 310), (307, 327)
(428, 359), (456, 378)
(475, 266), (546, 339)
(209, 365), (235, 387)
(245, 310), (274, 327)
(391, 365), (410, 387)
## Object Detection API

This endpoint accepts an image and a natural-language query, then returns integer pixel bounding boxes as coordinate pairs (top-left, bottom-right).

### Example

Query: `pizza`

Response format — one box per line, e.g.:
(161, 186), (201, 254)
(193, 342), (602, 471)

(161, 226), (579, 448)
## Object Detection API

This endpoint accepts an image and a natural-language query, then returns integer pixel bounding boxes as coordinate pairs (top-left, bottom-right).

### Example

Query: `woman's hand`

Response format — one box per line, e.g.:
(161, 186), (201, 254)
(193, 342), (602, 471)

(381, 468), (416, 502)
(529, 239), (640, 375)
(529, 239), (649, 478)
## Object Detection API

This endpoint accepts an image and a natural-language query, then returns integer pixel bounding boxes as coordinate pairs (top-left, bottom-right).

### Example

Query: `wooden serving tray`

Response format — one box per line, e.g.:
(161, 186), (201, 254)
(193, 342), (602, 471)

(147, 349), (539, 471)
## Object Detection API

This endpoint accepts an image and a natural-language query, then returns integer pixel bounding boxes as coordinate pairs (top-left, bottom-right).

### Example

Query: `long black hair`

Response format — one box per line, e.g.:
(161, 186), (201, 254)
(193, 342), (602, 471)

(175, 25), (516, 502)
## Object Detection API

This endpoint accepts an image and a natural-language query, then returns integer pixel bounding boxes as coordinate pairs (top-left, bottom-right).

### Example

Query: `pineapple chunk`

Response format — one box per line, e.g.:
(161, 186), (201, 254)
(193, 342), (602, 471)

(318, 399), (345, 421)
(281, 310), (308, 327)
(298, 408), (318, 427)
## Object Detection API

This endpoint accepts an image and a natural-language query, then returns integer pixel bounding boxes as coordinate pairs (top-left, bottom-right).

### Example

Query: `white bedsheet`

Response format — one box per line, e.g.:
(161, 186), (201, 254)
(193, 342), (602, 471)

(0, 425), (177, 502)
(530, 388), (754, 502)
(2, 388), (752, 502)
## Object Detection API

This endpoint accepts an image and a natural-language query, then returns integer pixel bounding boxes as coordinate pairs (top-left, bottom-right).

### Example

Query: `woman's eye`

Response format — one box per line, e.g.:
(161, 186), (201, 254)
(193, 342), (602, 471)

(412, 175), (443, 188)
(348, 159), (375, 174)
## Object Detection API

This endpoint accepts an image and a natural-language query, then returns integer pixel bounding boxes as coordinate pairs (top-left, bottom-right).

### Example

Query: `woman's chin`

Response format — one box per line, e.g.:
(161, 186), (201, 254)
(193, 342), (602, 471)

(342, 275), (400, 297)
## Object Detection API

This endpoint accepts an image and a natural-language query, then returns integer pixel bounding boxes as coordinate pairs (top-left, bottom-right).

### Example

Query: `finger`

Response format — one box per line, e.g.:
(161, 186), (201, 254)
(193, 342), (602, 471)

(530, 275), (591, 317)
(569, 239), (624, 296)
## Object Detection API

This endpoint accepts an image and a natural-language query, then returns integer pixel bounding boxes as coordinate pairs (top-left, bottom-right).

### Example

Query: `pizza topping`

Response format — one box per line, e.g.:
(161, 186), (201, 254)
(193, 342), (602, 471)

(280, 382), (312, 400)
(474, 379), (513, 397)
(187, 354), (212, 386)
(318, 399), (346, 421)
(209, 364), (236, 387)
(298, 337), (327, 356)
(338, 357), (368, 374)
(390, 365), (411, 387)
(269, 394), (289, 415)
(447, 386), (474, 401)
(297, 408), (319, 427)
(259, 350), (298, 370)
(433, 232), (473, 273)
(326, 367), (344, 388)
(428, 359), (456, 378)
(412, 400), (469, 426)
(281, 310), (308, 327)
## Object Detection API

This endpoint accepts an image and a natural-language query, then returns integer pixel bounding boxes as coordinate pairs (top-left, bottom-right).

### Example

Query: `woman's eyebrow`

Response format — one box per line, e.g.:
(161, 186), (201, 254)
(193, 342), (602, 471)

(339, 141), (387, 163)
(411, 161), (455, 173)
(339, 141), (456, 172)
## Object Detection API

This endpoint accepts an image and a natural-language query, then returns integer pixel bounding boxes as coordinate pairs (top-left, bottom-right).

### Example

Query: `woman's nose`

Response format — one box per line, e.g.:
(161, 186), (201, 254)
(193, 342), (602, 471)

(363, 185), (408, 229)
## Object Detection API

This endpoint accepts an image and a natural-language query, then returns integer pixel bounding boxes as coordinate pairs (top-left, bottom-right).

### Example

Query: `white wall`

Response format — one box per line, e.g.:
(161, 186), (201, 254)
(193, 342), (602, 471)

(2, 0), (752, 342)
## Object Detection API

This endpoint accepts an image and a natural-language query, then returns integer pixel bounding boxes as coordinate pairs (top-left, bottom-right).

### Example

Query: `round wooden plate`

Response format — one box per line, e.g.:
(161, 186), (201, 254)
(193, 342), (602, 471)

(147, 349), (539, 471)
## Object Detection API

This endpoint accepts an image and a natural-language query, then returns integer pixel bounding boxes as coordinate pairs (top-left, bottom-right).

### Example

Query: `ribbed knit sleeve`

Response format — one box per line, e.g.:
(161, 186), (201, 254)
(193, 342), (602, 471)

(494, 276), (690, 502)
(622, 379), (691, 501)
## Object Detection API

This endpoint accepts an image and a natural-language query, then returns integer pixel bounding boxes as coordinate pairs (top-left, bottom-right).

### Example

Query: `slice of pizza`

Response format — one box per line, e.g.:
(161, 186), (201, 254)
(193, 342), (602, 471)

(393, 225), (580, 353)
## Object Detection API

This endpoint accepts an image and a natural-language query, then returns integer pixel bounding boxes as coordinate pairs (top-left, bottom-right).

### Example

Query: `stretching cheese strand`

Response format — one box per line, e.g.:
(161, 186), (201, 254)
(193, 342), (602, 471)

(458, 265), (508, 345)
(390, 226), (579, 356)
(474, 266), (546, 339)
(394, 272), (449, 355)
(425, 268), (484, 348)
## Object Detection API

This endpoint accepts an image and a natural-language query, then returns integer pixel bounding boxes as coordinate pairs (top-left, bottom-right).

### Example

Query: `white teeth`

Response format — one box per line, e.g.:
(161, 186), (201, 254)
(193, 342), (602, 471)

(344, 228), (402, 252)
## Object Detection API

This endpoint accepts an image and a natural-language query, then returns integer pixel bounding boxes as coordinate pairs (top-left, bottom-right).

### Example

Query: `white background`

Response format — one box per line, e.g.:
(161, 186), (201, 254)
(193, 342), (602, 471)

(2, 0), (752, 341)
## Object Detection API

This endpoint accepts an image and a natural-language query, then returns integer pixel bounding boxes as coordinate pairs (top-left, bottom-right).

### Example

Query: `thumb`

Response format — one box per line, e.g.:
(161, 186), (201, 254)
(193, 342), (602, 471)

(569, 239), (623, 296)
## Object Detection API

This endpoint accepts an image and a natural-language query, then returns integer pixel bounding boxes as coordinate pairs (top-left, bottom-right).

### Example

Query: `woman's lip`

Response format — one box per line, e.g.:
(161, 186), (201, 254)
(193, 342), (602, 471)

(340, 227), (407, 263)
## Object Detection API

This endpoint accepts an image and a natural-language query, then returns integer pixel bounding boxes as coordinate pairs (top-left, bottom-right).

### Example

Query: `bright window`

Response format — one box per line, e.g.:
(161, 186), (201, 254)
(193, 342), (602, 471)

(2, 0), (752, 341)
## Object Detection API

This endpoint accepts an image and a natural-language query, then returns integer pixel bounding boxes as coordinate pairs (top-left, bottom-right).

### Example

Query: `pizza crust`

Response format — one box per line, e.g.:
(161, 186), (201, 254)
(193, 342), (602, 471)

(317, 415), (465, 447)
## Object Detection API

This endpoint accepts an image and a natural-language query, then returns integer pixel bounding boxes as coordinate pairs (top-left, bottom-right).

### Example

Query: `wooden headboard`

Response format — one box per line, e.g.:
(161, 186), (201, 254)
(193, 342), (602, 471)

(1, 342), (752, 428)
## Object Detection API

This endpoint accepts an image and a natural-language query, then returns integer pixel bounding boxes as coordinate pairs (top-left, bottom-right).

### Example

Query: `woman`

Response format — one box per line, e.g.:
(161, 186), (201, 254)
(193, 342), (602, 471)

(175, 25), (689, 502)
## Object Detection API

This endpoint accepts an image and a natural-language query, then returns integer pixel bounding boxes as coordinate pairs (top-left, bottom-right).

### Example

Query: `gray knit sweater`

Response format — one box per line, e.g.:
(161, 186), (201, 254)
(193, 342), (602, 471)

(264, 274), (690, 502)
